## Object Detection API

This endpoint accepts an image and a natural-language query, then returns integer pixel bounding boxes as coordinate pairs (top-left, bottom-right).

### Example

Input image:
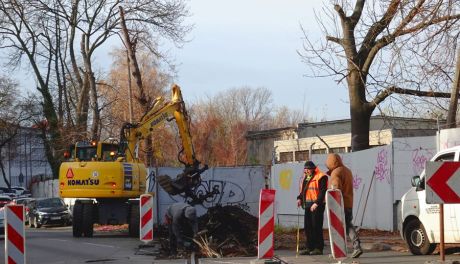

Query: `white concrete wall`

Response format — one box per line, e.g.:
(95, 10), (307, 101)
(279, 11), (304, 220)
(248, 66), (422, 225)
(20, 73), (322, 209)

(155, 166), (266, 224)
(392, 136), (437, 201)
(31, 166), (266, 225)
(439, 128), (460, 150)
(29, 133), (442, 232)
(31, 179), (59, 198)
(272, 146), (393, 230)
(272, 135), (438, 231)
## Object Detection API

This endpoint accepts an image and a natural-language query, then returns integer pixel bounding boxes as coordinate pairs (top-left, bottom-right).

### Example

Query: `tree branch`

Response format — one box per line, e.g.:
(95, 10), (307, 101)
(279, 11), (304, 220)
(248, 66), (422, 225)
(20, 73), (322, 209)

(359, 0), (400, 55)
(334, 4), (347, 21)
(373, 85), (454, 107)
(326, 35), (341, 44)
(350, 0), (365, 27)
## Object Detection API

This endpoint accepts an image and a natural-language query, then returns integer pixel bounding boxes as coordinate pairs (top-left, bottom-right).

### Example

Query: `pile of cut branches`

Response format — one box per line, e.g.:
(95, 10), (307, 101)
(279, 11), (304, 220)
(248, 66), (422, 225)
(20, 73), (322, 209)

(195, 205), (258, 257)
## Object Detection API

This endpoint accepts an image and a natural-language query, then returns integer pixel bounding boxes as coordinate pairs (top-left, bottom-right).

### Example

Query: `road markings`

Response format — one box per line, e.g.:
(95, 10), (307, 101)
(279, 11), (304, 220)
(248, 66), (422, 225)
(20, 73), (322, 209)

(83, 242), (115, 248)
(47, 239), (69, 242)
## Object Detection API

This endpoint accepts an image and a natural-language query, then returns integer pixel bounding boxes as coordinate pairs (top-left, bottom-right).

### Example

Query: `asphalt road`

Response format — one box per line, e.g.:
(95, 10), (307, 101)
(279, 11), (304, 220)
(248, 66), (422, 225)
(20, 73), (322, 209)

(0, 227), (460, 264)
(0, 226), (149, 263)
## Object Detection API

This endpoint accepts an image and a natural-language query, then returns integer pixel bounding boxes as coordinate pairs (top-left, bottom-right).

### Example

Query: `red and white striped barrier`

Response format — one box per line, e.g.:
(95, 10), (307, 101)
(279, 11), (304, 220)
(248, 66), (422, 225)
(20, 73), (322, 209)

(258, 189), (276, 259)
(326, 189), (347, 260)
(5, 205), (25, 264)
(140, 194), (153, 243)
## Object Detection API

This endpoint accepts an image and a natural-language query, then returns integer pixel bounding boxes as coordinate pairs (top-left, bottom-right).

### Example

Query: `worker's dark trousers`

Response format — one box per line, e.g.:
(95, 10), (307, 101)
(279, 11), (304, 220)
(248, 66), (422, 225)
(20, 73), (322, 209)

(345, 208), (361, 250)
(304, 203), (325, 251)
(169, 224), (177, 254)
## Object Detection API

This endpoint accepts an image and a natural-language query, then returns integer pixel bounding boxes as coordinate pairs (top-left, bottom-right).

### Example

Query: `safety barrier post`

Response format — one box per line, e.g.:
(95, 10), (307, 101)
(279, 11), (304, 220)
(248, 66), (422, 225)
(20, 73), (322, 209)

(326, 189), (347, 262)
(5, 204), (25, 264)
(257, 189), (276, 259)
(140, 194), (154, 243)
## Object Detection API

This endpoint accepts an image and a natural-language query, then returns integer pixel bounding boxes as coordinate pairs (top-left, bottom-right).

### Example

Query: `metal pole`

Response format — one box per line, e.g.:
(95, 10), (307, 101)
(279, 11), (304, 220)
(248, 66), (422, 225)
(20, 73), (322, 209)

(440, 204), (445, 261)
(296, 208), (300, 257)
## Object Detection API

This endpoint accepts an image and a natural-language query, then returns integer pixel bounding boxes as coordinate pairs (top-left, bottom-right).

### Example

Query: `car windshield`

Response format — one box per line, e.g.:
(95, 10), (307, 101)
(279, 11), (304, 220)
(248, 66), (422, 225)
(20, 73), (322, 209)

(37, 198), (65, 208)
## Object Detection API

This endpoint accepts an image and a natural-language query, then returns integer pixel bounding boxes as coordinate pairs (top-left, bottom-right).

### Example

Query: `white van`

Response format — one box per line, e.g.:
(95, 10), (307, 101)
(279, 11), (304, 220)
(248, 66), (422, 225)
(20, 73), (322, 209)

(398, 146), (460, 255)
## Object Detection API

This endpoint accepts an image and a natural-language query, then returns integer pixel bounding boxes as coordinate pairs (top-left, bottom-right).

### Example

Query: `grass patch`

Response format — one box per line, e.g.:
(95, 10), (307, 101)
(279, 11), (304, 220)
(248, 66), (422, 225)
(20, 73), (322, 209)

(274, 224), (298, 234)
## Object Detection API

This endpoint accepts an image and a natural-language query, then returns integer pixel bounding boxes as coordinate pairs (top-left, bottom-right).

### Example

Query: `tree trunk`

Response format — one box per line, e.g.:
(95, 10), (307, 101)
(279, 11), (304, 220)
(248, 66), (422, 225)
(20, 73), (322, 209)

(0, 149), (11, 188)
(88, 68), (100, 140)
(350, 106), (372, 151)
(120, 6), (153, 166)
(447, 47), (460, 128)
(348, 70), (373, 151)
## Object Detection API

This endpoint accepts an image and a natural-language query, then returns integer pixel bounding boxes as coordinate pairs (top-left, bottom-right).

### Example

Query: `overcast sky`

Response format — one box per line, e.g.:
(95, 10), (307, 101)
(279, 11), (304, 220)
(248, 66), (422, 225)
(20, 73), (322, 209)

(171, 0), (350, 121)
(5, 0), (351, 121)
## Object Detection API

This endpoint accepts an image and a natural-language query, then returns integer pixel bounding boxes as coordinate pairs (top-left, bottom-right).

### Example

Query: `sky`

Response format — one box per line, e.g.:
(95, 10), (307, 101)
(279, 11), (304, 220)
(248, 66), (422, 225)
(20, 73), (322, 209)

(170, 0), (350, 121)
(5, 0), (351, 121)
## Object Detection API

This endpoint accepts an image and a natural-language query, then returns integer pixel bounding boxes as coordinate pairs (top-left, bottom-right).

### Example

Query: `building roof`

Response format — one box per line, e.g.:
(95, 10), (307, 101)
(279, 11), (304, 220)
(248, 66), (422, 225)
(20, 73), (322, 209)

(245, 126), (296, 140)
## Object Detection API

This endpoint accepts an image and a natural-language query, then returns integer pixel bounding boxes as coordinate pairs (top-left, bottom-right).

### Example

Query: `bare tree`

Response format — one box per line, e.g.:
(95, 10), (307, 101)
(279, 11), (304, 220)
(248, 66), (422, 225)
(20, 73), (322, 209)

(102, 45), (171, 166)
(190, 86), (300, 166)
(447, 47), (460, 128)
(0, 76), (34, 188)
(0, 0), (190, 177)
(270, 106), (308, 128)
(300, 0), (460, 151)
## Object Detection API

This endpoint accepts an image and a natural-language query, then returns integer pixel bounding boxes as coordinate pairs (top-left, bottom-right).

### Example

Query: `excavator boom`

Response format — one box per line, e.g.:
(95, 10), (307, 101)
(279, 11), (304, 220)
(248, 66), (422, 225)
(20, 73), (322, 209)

(60, 84), (211, 204)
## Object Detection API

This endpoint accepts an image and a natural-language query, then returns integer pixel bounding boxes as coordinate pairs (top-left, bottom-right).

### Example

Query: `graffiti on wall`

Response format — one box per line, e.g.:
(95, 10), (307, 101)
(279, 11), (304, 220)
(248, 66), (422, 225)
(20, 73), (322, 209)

(375, 149), (390, 184)
(147, 170), (156, 193)
(411, 148), (434, 175)
(167, 179), (247, 209)
(279, 169), (294, 190)
(352, 173), (363, 190)
(441, 139), (460, 150)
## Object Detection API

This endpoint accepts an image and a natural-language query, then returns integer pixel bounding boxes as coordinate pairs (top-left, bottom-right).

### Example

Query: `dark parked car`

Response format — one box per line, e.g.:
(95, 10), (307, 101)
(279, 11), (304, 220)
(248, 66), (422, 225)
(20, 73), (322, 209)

(11, 187), (32, 197)
(0, 195), (12, 208)
(0, 187), (17, 198)
(29, 198), (72, 228)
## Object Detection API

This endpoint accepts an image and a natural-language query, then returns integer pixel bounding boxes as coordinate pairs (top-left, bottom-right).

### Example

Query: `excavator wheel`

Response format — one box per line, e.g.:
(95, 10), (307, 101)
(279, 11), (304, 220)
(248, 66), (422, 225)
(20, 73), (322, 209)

(72, 202), (83, 237)
(157, 175), (178, 195)
(82, 203), (94, 237)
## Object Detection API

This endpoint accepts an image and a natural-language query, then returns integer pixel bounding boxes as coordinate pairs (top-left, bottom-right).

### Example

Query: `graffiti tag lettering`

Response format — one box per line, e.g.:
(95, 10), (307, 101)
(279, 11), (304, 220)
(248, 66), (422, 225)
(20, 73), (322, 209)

(352, 173), (363, 190)
(375, 149), (390, 184)
(412, 148), (433, 175)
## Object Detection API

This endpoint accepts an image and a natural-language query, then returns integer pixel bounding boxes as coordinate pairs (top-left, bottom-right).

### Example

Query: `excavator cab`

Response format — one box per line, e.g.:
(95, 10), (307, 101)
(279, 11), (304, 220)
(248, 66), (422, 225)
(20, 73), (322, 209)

(64, 141), (119, 162)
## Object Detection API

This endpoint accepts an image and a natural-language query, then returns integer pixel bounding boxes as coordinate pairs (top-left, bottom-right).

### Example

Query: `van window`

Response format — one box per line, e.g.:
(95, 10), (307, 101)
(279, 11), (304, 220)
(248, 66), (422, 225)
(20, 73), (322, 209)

(434, 153), (456, 162)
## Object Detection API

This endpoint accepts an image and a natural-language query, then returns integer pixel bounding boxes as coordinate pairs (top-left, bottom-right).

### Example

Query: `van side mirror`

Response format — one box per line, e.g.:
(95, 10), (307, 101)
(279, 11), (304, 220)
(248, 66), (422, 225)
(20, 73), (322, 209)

(411, 176), (420, 187)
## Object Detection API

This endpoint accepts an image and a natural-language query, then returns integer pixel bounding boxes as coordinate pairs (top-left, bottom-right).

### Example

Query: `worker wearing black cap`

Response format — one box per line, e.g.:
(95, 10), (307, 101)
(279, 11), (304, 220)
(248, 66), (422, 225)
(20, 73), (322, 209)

(296, 161), (328, 255)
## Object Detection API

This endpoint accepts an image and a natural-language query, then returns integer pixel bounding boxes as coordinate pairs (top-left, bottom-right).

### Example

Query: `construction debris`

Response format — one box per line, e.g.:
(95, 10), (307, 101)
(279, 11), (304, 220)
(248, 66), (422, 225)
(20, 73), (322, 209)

(195, 205), (258, 257)
(157, 205), (258, 258)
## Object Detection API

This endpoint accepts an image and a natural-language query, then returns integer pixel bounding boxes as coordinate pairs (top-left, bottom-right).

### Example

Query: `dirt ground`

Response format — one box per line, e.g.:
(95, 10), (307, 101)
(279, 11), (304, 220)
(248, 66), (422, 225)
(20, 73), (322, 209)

(276, 228), (460, 255)
(275, 228), (406, 251)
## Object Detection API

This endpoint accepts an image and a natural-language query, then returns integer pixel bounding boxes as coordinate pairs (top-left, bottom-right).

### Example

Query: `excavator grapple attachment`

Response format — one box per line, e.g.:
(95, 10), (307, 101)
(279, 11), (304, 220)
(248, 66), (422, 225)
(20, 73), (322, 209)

(157, 174), (180, 195)
(156, 165), (216, 205)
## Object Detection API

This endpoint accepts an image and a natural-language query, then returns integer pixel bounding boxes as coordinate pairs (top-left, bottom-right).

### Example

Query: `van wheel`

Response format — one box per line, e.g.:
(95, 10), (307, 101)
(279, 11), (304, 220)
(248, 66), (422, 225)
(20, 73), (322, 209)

(404, 219), (436, 255)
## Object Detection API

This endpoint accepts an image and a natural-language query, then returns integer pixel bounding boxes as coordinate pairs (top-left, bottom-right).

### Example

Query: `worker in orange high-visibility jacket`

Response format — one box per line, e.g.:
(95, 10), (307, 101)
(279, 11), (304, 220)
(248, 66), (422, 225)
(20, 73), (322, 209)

(296, 161), (328, 255)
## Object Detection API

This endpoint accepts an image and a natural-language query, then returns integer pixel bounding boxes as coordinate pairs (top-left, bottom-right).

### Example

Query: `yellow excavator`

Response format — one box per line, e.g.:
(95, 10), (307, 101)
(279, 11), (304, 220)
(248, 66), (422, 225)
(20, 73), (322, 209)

(59, 84), (212, 237)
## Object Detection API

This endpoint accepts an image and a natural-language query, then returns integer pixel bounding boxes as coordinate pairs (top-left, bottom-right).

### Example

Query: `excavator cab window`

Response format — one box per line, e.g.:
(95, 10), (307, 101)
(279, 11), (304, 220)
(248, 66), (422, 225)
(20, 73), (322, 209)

(101, 143), (118, 161)
(76, 146), (97, 161)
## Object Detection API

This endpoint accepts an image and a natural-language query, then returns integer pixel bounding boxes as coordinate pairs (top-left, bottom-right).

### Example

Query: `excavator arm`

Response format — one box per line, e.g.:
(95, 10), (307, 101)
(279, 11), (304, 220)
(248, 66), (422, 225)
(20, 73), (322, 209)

(118, 84), (214, 203)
